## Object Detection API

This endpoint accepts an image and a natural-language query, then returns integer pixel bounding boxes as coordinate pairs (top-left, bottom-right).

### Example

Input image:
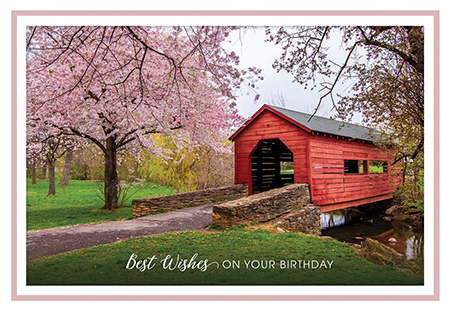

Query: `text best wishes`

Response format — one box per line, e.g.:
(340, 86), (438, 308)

(125, 253), (334, 272)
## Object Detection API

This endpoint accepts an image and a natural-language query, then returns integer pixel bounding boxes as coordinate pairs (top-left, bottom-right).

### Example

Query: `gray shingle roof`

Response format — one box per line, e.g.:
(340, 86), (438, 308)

(268, 105), (380, 142)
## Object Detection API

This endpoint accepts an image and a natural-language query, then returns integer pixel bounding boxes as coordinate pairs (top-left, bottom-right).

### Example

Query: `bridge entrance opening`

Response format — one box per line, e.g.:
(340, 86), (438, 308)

(250, 138), (294, 194)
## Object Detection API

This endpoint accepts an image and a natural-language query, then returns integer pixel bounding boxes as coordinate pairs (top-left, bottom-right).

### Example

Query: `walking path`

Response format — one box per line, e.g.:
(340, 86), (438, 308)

(26, 204), (213, 261)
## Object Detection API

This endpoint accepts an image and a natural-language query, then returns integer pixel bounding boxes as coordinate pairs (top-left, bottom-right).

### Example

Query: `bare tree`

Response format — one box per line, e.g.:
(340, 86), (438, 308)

(266, 90), (287, 108)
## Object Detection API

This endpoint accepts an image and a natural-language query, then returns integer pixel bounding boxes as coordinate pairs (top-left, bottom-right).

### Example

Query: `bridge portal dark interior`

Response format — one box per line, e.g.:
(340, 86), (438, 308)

(250, 138), (294, 194)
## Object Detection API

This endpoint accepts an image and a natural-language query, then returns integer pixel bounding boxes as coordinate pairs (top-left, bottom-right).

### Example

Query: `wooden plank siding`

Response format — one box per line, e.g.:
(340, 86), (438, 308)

(233, 110), (309, 194)
(231, 105), (402, 210)
(309, 134), (398, 207)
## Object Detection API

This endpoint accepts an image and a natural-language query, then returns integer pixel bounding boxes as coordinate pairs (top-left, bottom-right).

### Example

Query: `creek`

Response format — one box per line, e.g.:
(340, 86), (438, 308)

(321, 210), (424, 261)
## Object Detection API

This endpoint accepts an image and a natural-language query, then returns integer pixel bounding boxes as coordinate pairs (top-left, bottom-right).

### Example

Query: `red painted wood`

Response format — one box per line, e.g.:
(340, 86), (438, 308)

(308, 134), (398, 207)
(234, 143), (237, 184)
(320, 194), (394, 212)
(233, 109), (309, 192)
(310, 173), (346, 180)
(306, 135), (314, 201)
(248, 152), (253, 195)
(315, 189), (393, 205)
(229, 104), (312, 141)
(314, 189), (345, 196)
(342, 152), (369, 158)
(312, 157), (343, 164)
(233, 105), (400, 206)
(312, 169), (344, 175)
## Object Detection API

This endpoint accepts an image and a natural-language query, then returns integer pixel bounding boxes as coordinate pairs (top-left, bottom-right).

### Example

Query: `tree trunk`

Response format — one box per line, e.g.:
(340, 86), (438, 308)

(31, 161), (37, 185)
(40, 162), (47, 179)
(58, 147), (74, 186)
(47, 158), (56, 196)
(102, 136), (119, 210)
(413, 164), (420, 200)
(84, 163), (89, 180)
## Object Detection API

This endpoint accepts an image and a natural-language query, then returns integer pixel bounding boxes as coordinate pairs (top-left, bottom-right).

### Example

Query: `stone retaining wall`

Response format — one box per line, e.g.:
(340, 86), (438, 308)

(212, 184), (320, 235)
(273, 206), (321, 235)
(132, 184), (248, 217)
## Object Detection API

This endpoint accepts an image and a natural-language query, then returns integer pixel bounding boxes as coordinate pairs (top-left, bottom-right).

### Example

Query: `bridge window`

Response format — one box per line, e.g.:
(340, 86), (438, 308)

(344, 159), (367, 174)
(280, 161), (294, 175)
(369, 160), (388, 173)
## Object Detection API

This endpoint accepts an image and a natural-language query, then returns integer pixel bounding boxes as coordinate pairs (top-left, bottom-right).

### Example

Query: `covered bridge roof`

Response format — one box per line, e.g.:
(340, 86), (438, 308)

(230, 104), (381, 142)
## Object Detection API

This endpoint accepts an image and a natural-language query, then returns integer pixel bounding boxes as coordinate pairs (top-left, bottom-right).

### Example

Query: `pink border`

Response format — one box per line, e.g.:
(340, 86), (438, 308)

(11, 10), (440, 301)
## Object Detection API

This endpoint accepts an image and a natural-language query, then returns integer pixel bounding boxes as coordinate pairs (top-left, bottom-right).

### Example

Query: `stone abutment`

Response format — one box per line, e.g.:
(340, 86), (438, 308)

(212, 183), (321, 235)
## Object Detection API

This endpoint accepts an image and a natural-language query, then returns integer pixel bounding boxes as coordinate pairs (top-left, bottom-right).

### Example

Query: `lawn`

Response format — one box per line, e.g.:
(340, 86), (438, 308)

(26, 228), (424, 285)
(26, 179), (424, 286)
(26, 179), (176, 231)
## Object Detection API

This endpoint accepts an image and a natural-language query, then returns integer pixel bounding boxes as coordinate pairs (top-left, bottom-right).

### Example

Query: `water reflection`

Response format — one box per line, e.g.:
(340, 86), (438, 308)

(406, 235), (423, 261)
(321, 211), (424, 261)
(320, 213), (346, 229)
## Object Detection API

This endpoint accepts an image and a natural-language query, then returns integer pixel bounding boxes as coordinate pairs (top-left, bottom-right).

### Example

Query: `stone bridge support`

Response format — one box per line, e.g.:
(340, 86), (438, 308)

(212, 183), (321, 235)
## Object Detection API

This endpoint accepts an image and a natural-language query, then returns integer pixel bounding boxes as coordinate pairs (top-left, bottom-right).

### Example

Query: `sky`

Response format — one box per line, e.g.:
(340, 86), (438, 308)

(222, 27), (340, 119)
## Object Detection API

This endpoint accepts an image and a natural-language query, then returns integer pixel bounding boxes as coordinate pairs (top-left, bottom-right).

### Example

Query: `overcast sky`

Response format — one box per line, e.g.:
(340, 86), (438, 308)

(222, 27), (354, 121)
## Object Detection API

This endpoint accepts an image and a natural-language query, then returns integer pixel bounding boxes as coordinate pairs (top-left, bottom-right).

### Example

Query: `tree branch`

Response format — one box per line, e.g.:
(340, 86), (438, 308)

(65, 127), (107, 154)
(358, 26), (423, 76)
(125, 26), (177, 69)
(308, 40), (361, 121)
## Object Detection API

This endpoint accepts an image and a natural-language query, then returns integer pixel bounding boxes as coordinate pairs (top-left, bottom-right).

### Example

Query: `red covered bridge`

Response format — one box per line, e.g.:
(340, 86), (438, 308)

(230, 104), (401, 212)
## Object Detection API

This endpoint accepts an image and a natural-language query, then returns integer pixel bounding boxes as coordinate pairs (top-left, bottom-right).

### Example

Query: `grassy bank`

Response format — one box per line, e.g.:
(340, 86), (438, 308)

(27, 228), (423, 285)
(26, 179), (176, 231)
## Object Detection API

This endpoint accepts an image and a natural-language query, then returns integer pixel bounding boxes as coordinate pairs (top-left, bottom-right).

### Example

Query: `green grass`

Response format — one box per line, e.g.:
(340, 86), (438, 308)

(369, 166), (384, 173)
(26, 179), (176, 231)
(26, 228), (423, 285)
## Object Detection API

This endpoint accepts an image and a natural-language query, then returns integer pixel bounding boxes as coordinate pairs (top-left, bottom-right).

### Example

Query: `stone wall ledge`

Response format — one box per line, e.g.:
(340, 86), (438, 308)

(212, 183), (314, 230)
(132, 184), (248, 218)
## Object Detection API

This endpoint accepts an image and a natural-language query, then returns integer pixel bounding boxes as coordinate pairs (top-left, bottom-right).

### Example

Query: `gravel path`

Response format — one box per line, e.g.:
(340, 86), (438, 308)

(26, 204), (213, 261)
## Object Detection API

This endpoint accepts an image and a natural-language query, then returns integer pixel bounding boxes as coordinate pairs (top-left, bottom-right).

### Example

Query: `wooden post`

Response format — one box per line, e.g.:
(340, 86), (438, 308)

(274, 140), (281, 188)
(306, 134), (314, 202)
(257, 146), (263, 192)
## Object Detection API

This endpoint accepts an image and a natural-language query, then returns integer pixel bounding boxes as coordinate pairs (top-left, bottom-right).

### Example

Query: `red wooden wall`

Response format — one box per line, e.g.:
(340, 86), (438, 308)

(234, 110), (309, 193)
(309, 134), (400, 211)
(232, 107), (401, 210)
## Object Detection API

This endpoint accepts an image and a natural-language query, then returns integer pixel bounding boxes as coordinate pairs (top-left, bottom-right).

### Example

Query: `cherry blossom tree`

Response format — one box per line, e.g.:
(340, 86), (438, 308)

(27, 26), (259, 210)
(27, 129), (75, 196)
(57, 144), (74, 187)
(26, 134), (41, 185)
